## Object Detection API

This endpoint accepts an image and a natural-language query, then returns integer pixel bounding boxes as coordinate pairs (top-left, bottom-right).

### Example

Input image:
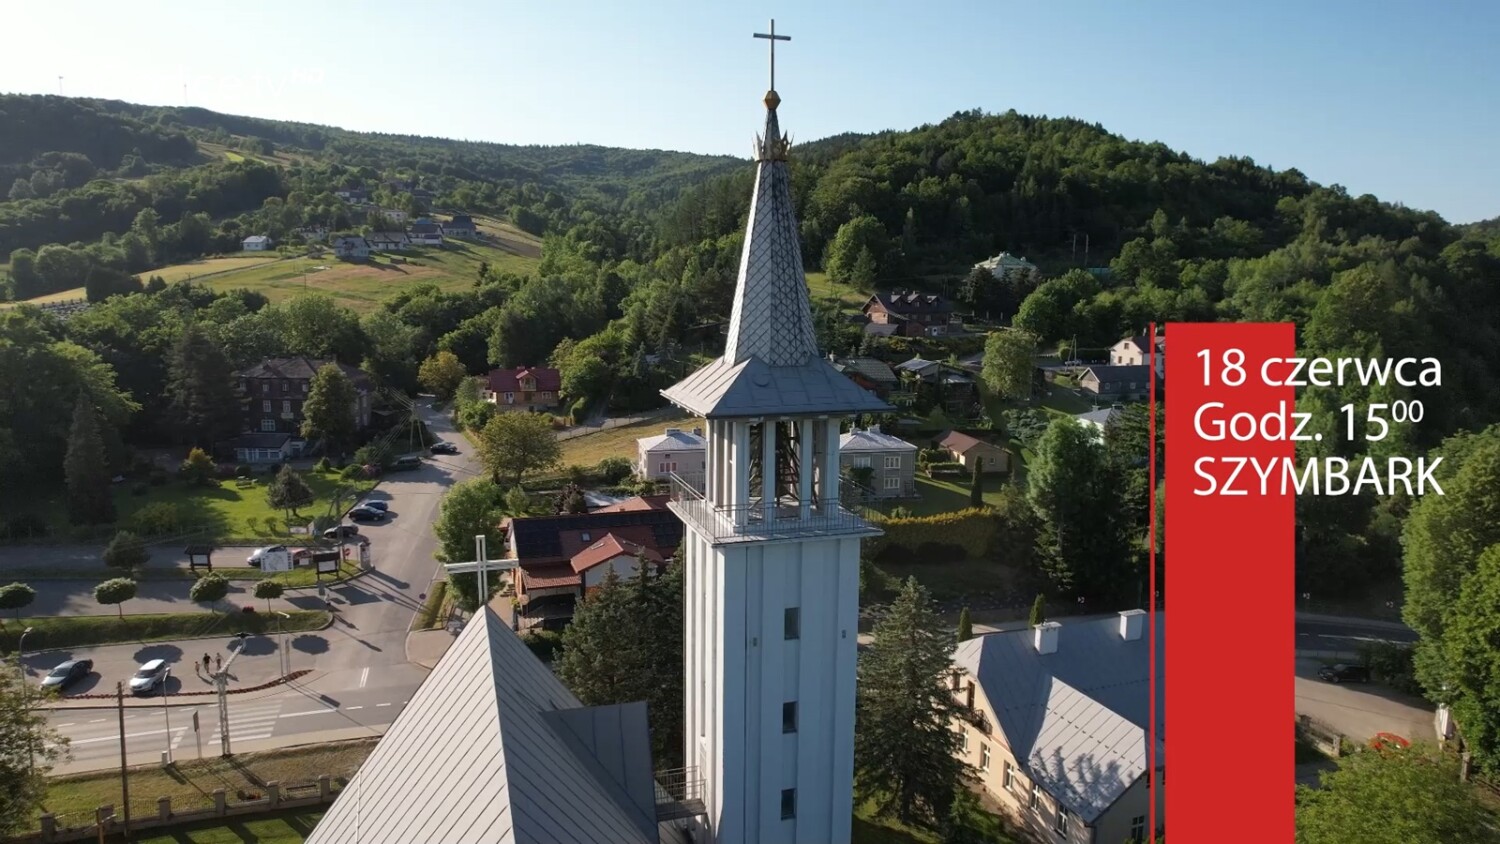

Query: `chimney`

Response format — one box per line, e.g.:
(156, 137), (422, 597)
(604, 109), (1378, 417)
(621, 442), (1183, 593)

(693, 427), (703, 437)
(1033, 621), (1060, 655)
(1118, 609), (1145, 642)
(869, 424), (881, 434)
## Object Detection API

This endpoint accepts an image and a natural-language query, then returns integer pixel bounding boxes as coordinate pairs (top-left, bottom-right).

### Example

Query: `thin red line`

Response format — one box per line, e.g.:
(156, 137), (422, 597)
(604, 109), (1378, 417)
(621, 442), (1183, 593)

(1147, 321), (1158, 843)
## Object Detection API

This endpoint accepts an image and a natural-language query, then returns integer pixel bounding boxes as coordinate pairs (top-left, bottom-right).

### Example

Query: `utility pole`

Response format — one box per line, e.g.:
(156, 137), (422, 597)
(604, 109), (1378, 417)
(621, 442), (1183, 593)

(1083, 233), (1090, 267)
(212, 633), (249, 756)
(160, 667), (173, 764)
(18, 627), (34, 773)
(116, 683), (131, 839)
(276, 612), (291, 678)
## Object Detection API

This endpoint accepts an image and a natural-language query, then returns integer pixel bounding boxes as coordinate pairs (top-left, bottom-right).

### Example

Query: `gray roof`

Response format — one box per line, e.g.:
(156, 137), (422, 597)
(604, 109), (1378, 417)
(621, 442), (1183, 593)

(1076, 407), (1123, 427)
(894, 357), (940, 375)
(638, 429), (706, 452)
(307, 607), (658, 844)
(839, 429), (916, 453)
(661, 97), (891, 420)
(953, 614), (1164, 823)
(832, 356), (899, 385)
(242, 235), (270, 245)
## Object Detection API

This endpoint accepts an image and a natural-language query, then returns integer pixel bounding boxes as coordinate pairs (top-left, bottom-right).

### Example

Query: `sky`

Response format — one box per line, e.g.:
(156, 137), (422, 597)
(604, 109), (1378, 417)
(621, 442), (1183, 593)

(2, 0), (1496, 223)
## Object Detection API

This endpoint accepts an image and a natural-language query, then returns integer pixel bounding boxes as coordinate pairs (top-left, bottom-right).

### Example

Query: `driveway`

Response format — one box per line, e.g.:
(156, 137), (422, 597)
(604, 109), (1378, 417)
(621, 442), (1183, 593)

(1294, 656), (1434, 745)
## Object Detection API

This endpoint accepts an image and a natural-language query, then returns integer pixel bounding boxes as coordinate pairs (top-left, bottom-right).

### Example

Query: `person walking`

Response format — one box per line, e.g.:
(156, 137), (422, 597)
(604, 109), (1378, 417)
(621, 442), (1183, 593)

(202, 653), (211, 672)
(215, 653), (222, 671)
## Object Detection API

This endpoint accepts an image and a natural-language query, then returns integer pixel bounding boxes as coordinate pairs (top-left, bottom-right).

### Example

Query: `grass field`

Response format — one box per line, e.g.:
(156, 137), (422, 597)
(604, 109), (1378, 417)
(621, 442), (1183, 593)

(131, 810), (325, 844)
(145, 254), (286, 285)
(557, 410), (696, 469)
(872, 475), (1016, 518)
(0, 286), (87, 307)
(0, 609), (329, 653)
(806, 271), (870, 307)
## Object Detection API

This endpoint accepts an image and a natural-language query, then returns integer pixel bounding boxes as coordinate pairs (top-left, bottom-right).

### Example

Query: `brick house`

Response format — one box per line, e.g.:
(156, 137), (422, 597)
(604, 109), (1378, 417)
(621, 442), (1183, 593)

(862, 291), (959, 337)
(484, 366), (562, 412)
(234, 357), (373, 436)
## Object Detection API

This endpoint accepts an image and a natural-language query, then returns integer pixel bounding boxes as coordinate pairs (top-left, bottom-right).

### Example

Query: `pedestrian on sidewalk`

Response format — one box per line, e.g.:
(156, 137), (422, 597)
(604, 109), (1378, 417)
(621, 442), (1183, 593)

(215, 653), (222, 670)
(202, 653), (211, 672)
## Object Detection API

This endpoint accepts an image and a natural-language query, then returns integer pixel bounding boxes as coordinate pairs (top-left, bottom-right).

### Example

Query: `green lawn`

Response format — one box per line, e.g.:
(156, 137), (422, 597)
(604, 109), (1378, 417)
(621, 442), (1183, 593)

(114, 470), (372, 546)
(0, 609), (329, 653)
(875, 475), (1015, 518)
(853, 797), (1015, 843)
(806, 271), (870, 307)
(130, 810), (324, 844)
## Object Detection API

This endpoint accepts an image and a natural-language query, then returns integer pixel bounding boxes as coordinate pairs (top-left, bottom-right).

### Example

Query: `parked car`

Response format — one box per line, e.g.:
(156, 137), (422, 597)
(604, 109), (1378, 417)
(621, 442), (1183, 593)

(246, 545), (288, 568)
(360, 500), (389, 512)
(129, 659), (169, 695)
(1317, 663), (1371, 684)
(323, 524), (360, 540)
(41, 659), (93, 691)
(429, 442), (459, 455)
(392, 455), (423, 471)
(348, 506), (386, 523)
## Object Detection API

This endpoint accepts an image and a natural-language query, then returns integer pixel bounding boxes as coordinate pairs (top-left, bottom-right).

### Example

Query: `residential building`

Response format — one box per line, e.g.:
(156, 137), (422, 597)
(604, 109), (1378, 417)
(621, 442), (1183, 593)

(292, 226), (328, 242)
(937, 430), (1009, 473)
(334, 187), (369, 203)
(894, 357), (943, 382)
(483, 365), (562, 411)
(950, 612), (1165, 844)
(659, 82), (892, 844)
(331, 236), (370, 261)
(241, 235), (272, 251)
(410, 187), (435, 206)
(829, 354), (899, 397)
(366, 231), (411, 252)
(233, 357), (373, 436)
(1111, 333), (1166, 380)
(408, 218), (444, 246)
(637, 427), (707, 481)
(443, 214), (478, 238)
(504, 497), (684, 630)
(1075, 405), (1125, 440)
(862, 290), (958, 337)
(897, 357), (978, 416)
(1080, 364), (1153, 401)
(839, 426), (917, 497)
(380, 208), (408, 224)
(305, 607), (669, 844)
(973, 251), (1037, 279)
(228, 432), (294, 465)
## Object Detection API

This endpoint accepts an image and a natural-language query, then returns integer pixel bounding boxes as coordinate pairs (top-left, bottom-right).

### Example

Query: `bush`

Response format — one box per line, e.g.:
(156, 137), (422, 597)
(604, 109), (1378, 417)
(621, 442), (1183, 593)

(127, 502), (183, 536)
(189, 573), (231, 607)
(595, 456), (634, 485)
(180, 447), (217, 486)
(235, 464), (253, 477)
(564, 464), (590, 485)
(340, 464), (367, 480)
(867, 508), (1000, 560)
(1, 514), (49, 540)
(523, 630), (565, 662)
(103, 531), (150, 571)
(926, 461), (965, 475)
(315, 457), (333, 473)
(1359, 641), (1423, 696)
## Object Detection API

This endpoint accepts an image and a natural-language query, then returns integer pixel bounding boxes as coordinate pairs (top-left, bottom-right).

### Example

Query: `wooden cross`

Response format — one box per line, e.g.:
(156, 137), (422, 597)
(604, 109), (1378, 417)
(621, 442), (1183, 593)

(754, 19), (791, 91)
(443, 535), (517, 617)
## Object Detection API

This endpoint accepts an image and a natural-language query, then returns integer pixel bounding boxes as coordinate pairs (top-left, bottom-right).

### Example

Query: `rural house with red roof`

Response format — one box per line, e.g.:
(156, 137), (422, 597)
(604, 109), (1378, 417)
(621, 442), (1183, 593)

(483, 365), (562, 412)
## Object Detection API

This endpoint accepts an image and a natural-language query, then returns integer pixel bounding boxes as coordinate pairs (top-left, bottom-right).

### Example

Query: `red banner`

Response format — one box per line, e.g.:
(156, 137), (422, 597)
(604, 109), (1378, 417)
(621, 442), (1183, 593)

(1164, 322), (1296, 842)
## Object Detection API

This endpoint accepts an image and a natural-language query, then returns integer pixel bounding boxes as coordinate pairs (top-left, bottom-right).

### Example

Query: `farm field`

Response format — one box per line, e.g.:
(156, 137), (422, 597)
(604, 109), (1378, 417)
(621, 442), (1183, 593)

(0, 286), (86, 307)
(557, 410), (696, 469)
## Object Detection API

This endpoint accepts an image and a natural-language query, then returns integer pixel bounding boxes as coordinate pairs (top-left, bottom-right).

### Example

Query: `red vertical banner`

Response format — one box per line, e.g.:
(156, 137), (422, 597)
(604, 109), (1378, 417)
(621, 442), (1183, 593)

(1165, 323), (1296, 843)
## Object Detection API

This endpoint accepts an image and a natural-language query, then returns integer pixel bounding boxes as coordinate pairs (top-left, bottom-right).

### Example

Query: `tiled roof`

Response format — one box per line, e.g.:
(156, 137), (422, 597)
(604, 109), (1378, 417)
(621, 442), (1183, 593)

(506, 508), (683, 565)
(445, 215), (476, 229)
(306, 607), (658, 844)
(938, 430), (999, 454)
(486, 366), (562, 394)
(409, 221), (443, 235)
(233, 357), (372, 390)
(523, 564), (583, 590)
(866, 290), (953, 316)
(839, 429), (917, 453)
(593, 495), (671, 514)
(953, 614), (1165, 823)
(569, 533), (664, 575)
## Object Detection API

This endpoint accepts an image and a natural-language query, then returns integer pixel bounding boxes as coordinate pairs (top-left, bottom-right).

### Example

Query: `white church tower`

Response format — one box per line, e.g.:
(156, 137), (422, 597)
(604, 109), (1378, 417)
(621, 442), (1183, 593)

(661, 31), (892, 844)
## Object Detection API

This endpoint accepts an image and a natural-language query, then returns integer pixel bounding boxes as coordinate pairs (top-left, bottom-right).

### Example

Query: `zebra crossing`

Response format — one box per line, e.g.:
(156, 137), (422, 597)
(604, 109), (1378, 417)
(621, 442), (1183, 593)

(167, 701), (286, 750)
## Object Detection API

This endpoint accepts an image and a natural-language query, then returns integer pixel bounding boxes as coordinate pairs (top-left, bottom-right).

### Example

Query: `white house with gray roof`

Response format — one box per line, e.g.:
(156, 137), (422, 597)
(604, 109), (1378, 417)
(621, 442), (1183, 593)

(949, 611), (1165, 844)
(1075, 406), (1124, 440)
(637, 426), (707, 481)
(839, 427), (917, 498)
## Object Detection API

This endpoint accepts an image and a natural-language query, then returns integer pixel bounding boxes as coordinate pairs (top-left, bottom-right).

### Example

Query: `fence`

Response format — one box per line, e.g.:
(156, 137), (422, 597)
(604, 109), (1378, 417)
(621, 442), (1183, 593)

(554, 406), (676, 442)
(1296, 713), (1345, 758)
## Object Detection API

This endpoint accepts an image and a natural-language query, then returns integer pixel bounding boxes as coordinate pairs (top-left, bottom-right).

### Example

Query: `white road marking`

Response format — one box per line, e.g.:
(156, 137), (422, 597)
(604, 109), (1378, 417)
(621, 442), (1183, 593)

(375, 702), (391, 707)
(56, 723), (74, 728)
(68, 726), (189, 746)
(346, 706), (363, 711)
(280, 708), (338, 719)
(206, 702), (283, 743)
(359, 668), (369, 689)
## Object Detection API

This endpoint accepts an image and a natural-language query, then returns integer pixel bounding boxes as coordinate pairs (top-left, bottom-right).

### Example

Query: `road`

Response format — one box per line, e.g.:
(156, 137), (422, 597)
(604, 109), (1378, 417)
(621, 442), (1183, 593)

(38, 403), (481, 772)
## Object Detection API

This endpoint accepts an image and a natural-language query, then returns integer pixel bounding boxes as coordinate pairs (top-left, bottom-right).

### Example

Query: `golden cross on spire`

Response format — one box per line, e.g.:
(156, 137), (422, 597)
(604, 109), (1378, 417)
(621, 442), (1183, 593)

(753, 19), (791, 92)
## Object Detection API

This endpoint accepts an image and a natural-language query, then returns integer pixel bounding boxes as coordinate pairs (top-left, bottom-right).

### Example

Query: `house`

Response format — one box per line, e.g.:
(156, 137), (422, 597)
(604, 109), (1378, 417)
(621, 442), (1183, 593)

(408, 218), (444, 246)
(636, 427), (707, 481)
(334, 188), (369, 203)
(829, 354), (900, 397)
(410, 187), (435, 206)
(862, 290), (958, 337)
(305, 607), (664, 844)
(242, 235), (272, 252)
(973, 251), (1038, 279)
(937, 430), (1009, 473)
(233, 357), (374, 436)
(503, 497), (684, 630)
(1075, 406), (1125, 440)
(366, 231), (411, 252)
(443, 214), (477, 238)
(228, 432), (294, 465)
(894, 357), (943, 382)
(292, 226), (328, 243)
(380, 208), (408, 225)
(897, 357), (978, 415)
(1111, 334), (1166, 380)
(332, 236), (371, 261)
(484, 366), (562, 411)
(950, 612), (1165, 844)
(839, 426), (917, 497)
(1080, 365), (1153, 401)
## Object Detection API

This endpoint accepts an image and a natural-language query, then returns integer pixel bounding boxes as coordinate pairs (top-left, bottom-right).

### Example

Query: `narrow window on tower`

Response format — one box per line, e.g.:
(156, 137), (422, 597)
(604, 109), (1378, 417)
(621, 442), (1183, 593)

(784, 607), (800, 640)
(780, 788), (796, 820)
(782, 701), (797, 733)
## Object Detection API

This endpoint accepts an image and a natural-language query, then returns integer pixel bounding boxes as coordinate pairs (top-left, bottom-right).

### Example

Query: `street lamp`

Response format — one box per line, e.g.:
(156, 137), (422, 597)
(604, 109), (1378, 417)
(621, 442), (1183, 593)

(18, 627), (34, 775)
(161, 666), (173, 764)
(276, 612), (291, 678)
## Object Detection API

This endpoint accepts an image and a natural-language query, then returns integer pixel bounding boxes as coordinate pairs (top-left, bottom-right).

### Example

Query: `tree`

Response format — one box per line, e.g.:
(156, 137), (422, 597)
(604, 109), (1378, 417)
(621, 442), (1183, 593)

(253, 580), (285, 613)
(825, 215), (889, 285)
(968, 463), (983, 507)
(164, 323), (239, 448)
(0, 583), (35, 621)
(94, 577), (137, 618)
(179, 447), (217, 486)
(939, 789), (987, 844)
(980, 329), (1037, 401)
(1441, 545), (1500, 774)
(0, 658), (67, 835)
(1029, 593), (1047, 627)
(478, 411), (561, 488)
(1295, 745), (1500, 844)
(432, 478), (506, 609)
(417, 351), (468, 401)
(956, 606), (973, 642)
(189, 573), (230, 611)
(102, 531), (148, 572)
(301, 363), (358, 452)
(856, 577), (972, 825)
(266, 465), (315, 519)
(63, 394), (114, 525)
(1027, 417), (1130, 600)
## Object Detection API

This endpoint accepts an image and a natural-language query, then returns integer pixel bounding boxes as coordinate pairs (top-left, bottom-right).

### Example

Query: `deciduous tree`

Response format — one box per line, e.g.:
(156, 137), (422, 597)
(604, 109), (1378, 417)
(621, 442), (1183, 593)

(301, 363), (358, 453)
(0, 658), (67, 835)
(980, 329), (1036, 401)
(253, 580), (284, 613)
(102, 531), (149, 572)
(266, 465), (314, 519)
(179, 447), (217, 486)
(189, 573), (229, 611)
(1295, 745), (1500, 844)
(432, 478), (506, 609)
(94, 577), (136, 618)
(64, 394), (114, 525)
(478, 411), (561, 488)
(417, 350), (467, 401)
(1027, 417), (1130, 601)
(0, 583), (35, 621)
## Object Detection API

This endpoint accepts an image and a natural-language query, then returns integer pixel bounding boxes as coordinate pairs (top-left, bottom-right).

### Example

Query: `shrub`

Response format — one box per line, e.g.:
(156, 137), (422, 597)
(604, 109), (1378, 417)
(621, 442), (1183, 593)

(926, 461), (965, 475)
(866, 508), (1000, 560)
(127, 502), (183, 536)
(1, 514), (49, 540)
(340, 465), (364, 480)
(315, 457), (333, 473)
(189, 573), (231, 607)
(1359, 641), (1423, 696)
(180, 448), (218, 486)
(564, 464), (590, 485)
(0, 582), (37, 619)
(103, 531), (150, 571)
(595, 456), (634, 485)
(523, 630), (565, 662)
(235, 464), (253, 477)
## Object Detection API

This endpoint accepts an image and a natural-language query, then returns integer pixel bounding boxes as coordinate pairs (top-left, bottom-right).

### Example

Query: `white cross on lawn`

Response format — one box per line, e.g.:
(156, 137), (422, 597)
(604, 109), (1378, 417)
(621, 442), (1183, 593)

(443, 534), (517, 618)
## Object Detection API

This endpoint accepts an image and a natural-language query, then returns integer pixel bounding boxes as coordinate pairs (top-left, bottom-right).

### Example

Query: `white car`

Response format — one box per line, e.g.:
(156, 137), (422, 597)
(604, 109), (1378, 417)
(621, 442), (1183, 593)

(129, 659), (168, 695)
(247, 545), (287, 567)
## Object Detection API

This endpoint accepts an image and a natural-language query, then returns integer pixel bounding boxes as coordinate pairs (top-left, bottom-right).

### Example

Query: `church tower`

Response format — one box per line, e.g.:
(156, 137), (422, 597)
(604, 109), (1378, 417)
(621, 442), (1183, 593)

(661, 37), (891, 844)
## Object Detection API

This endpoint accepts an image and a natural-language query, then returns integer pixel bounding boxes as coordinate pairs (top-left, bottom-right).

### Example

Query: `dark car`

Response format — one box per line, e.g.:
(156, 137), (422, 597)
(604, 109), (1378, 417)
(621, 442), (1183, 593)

(323, 524), (360, 540)
(360, 500), (389, 512)
(1318, 663), (1371, 684)
(392, 455), (423, 471)
(429, 442), (459, 455)
(348, 506), (386, 523)
(40, 659), (93, 691)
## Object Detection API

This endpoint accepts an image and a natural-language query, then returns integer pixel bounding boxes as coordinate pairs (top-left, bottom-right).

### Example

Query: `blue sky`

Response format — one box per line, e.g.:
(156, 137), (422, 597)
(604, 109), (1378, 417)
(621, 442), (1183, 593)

(3, 0), (1496, 222)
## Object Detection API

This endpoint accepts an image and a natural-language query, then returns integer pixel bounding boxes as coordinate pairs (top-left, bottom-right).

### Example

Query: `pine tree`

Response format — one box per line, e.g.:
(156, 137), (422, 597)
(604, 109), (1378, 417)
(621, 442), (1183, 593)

(557, 569), (647, 705)
(956, 606), (973, 642)
(165, 323), (239, 448)
(856, 577), (973, 825)
(1029, 593), (1047, 627)
(64, 394), (114, 525)
(969, 463), (983, 507)
(939, 789), (987, 844)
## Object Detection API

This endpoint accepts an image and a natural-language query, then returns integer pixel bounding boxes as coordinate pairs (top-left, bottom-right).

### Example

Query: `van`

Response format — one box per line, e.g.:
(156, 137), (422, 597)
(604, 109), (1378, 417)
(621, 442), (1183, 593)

(393, 456), (422, 471)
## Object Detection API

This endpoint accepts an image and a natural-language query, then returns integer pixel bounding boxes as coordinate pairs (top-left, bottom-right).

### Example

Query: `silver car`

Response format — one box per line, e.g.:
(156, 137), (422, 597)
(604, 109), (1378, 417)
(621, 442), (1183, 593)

(129, 659), (168, 695)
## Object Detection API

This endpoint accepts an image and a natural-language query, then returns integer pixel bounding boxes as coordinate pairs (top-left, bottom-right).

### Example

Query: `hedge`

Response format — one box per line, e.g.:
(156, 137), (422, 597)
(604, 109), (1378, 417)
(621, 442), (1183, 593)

(866, 507), (1000, 560)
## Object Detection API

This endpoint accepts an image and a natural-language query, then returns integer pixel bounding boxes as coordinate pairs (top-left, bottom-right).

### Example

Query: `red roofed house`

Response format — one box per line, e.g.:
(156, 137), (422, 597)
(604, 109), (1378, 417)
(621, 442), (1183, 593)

(500, 495), (684, 631)
(484, 365), (562, 412)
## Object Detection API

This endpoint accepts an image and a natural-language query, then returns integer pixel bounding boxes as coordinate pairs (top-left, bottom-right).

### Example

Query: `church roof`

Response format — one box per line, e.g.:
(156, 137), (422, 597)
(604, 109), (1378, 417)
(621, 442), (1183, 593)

(306, 607), (659, 844)
(662, 89), (892, 420)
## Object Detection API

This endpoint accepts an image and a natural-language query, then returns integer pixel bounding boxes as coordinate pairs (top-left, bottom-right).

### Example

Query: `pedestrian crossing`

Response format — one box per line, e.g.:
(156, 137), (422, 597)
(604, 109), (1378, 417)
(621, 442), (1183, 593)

(167, 701), (285, 750)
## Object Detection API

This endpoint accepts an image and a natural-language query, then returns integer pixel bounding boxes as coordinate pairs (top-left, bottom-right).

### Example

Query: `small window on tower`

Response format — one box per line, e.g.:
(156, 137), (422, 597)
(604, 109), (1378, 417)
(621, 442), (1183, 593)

(784, 607), (800, 640)
(780, 788), (796, 820)
(782, 701), (797, 733)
